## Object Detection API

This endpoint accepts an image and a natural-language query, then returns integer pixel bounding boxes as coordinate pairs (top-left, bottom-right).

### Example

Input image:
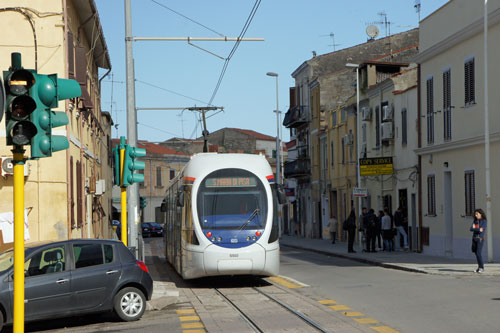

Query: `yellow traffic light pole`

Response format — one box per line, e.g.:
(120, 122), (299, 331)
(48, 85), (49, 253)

(120, 148), (127, 246)
(13, 148), (25, 333)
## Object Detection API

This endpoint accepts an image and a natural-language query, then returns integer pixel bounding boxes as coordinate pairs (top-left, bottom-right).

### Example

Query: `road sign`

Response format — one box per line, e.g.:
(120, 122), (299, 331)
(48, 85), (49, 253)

(353, 187), (368, 197)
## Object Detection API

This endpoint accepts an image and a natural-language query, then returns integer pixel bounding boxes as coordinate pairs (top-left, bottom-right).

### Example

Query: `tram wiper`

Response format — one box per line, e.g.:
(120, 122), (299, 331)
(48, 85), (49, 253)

(239, 208), (260, 230)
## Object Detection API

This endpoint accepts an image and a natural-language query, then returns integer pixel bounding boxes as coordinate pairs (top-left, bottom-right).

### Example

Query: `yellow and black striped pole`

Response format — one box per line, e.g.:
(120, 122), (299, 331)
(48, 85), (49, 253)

(13, 148), (25, 333)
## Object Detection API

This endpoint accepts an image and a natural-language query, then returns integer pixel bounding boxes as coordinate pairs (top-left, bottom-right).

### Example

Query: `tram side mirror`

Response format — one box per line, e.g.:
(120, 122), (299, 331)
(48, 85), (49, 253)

(177, 191), (185, 207)
(160, 201), (167, 212)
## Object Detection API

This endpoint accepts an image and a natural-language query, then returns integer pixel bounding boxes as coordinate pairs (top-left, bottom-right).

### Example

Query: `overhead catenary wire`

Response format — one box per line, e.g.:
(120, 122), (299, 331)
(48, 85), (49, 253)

(136, 79), (212, 105)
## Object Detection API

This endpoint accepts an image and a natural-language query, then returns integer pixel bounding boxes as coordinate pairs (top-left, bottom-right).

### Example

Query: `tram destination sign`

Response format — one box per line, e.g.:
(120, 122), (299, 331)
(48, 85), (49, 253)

(359, 157), (393, 176)
(206, 176), (257, 188)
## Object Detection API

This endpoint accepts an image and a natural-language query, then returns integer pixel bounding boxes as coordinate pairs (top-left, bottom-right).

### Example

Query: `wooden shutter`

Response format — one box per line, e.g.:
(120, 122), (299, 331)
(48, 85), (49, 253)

(427, 175), (436, 215)
(465, 171), (475, 216)
(426, 77), (434, 144)
(67, 32), (75, 79)
(375, 106), (380, 146)
(76, 160), (83, 228)
(401, 108), (407, 145)
(70, 156), (75, 228)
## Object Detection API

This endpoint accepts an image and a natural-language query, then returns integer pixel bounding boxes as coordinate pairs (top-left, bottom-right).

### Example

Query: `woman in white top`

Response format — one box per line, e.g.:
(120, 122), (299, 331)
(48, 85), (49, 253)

(381, 209), (393, 251)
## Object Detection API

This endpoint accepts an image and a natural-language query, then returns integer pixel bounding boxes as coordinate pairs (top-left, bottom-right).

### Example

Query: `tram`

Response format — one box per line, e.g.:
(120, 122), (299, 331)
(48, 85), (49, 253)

(161, 153), (283, 279)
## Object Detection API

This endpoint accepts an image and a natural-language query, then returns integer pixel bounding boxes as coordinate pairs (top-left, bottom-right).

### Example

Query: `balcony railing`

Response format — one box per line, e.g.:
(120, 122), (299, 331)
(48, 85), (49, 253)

(284, 158), (311, 178)
(283, 105), (310, 128)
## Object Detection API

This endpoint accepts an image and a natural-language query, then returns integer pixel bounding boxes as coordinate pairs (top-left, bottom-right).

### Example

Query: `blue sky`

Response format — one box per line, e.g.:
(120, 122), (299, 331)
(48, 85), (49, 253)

(94, 0), (448, 143)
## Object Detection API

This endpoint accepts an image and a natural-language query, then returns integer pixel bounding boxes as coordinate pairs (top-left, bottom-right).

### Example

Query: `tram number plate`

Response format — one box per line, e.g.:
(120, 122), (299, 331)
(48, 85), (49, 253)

(231, 238), (238, 243)
(230, 253), (239, 258)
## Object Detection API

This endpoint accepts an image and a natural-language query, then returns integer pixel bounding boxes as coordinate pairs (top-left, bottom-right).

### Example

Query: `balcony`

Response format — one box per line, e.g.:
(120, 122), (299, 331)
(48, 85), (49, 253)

(284, 158), (311, 178)
(283, 105), (310, 128)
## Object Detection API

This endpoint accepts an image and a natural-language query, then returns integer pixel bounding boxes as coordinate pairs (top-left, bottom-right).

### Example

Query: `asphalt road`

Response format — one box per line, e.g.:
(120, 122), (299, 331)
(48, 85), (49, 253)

(279, 245), (500, 333)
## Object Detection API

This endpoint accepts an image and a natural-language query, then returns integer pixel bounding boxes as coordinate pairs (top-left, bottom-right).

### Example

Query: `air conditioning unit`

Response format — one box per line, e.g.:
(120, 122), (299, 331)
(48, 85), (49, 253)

(361, 107), (372, 121)
(381, 122), (393, 140)
(1, 157), (30, 177)
(344, 133), (354, 146)
(95, 179), (106, 196)
(382, 105), (393, 121)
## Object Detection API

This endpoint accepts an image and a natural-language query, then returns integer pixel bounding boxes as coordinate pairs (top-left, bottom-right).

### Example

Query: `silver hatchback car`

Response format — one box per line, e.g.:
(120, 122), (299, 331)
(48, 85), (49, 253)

(0, 239), (153, 331)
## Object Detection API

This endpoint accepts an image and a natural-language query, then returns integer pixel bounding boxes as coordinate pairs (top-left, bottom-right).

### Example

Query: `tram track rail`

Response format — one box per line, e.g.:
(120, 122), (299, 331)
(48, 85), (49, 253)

(214, 286), (329, 333)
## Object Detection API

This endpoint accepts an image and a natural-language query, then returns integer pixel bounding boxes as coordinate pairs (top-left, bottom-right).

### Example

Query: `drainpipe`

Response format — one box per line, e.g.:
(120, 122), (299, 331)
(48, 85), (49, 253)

(63, 0), (71, 240)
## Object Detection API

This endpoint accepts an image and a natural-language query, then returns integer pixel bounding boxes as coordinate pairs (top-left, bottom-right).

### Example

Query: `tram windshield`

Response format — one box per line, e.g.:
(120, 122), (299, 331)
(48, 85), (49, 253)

(197, 168), (268, 230)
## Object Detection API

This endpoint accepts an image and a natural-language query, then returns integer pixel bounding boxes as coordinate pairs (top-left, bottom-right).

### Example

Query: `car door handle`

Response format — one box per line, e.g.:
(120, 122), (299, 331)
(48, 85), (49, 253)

(56, 278), (69, 284)
(106, 270), (119, 275)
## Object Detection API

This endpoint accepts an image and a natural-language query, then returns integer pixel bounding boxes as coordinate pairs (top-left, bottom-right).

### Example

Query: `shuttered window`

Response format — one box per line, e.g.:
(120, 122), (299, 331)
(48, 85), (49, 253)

(427, 175), (436, 216)
(426, 77), (434, 144)
(67, 32), (75, 79)
(443, 69), (452, 141)
(156, 166), (162, 187)
(70, 156), (75, 229)
(465, 171), (475, 216)
(375, 106), (380, 147)
(170, 169), (175, 180)
(341, 137), (345, 165)
(401, 108), (407, 145)
(465, 58), (475, 105)
(76, 160), (83, 228)
(330, 141), (335, 167)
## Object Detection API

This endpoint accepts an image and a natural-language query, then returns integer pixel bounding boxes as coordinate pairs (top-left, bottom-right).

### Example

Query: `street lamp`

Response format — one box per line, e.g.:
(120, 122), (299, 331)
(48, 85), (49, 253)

(266, 72), (281, 186)
(345, 63), (362, 248)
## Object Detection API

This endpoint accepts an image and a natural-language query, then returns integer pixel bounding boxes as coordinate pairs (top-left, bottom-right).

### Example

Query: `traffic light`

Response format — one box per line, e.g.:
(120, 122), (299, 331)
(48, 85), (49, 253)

(113, 144), (121, 186)
(30, 73), (81, 158)
(3, 54), (37, 146)
(122, 144), (146, 186)
(140, 197), (147, 209)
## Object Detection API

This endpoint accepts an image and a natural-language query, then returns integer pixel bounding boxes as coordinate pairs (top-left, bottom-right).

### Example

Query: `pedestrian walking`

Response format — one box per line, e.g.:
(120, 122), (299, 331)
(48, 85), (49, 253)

(470, 208), (487, 273)
(365, 209), (377, 252)
(329, 216), (338, 244)
(376, 210), (384, 250)
(343, 210), (357, 253)
(381, 209), (393, 251)
(394, 207), (409, 250)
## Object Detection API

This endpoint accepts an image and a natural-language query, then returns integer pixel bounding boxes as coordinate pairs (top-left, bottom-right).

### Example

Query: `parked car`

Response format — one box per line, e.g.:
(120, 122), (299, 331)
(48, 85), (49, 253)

(141, 222), (164, 238)
(0, 239), (153, 331)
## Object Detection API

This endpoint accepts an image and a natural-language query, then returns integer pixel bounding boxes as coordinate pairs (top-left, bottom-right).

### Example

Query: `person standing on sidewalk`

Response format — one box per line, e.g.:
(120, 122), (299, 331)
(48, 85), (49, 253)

(381, 209), (393, 251)
(329, 216), (338, 244)
(360, 207), (369, 252)
(377, 210), (384, 250)
(394, 207), (409, 250)
(365, 209), (378, 252)
(470, 208), (487, 273)
(344, 210), (357, 253)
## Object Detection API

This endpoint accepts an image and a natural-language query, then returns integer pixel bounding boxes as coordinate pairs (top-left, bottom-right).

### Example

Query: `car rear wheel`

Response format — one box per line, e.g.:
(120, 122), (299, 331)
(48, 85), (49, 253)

(113, 287), (146, 321)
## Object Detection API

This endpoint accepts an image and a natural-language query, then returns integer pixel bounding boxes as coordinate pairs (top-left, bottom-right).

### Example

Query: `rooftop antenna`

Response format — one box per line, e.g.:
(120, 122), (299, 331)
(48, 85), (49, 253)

(320, 32), (341, 51)
(368, 11), (392, 37)
(414, 0), (421, 23)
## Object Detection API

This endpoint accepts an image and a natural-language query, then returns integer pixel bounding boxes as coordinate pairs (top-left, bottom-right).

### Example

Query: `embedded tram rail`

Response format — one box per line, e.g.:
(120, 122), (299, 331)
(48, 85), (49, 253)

(214, 286), (329, 333)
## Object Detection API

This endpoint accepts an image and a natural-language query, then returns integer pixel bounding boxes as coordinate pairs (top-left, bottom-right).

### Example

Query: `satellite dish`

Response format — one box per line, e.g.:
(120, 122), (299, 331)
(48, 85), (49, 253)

(366, 25), (379, 39)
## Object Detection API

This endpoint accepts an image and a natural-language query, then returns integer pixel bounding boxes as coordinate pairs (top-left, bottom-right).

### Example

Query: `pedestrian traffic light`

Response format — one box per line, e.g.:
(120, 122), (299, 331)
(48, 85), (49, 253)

(140, 196), (147, 209)
(30, 73), (81, 158)
(3, 54), (37, 146)
(122, 144), (146, 186)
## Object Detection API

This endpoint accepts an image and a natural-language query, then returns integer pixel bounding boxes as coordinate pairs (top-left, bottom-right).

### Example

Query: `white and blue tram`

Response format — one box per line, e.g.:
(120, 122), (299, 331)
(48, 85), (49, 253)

(162, 153), (282, 279)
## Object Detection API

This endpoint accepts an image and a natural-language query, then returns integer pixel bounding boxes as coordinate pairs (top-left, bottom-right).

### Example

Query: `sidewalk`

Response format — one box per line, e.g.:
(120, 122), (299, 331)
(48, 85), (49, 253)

(280, 235), (500, 276)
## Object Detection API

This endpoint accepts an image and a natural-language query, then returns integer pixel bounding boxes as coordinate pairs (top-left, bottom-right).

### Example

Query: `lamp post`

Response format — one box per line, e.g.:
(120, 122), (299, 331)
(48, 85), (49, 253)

(266, 72), (281, 186)
(345, 63), (362, 248)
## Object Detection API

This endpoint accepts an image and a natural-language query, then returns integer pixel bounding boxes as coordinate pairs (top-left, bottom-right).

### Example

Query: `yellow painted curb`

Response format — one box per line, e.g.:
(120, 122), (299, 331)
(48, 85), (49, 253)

(179, 315), (201, 322)
(268, 276), (302, 288)
(318, 299), (337, 305)
(370, 326), (400, 333)
(183, 330), (205, 333)
(343, 312), (365, 317)
(177, 309), (196, 315)
(181, 322), (205, 329)
(354, 318), (379, 324)
(328, 305), (351, 311)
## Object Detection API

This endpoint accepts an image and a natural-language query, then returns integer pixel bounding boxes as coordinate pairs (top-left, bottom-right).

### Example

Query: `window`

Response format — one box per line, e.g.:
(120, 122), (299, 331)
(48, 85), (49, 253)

(465, 171), (475, 216)
(362, 124), (367, 143)
(330, 141), (335, 167)
(375, 106), (380, 147)
(341, 137), (345, 165)
(332, 111), (337, 126)
(401, 108), (407, 145)
(349, 130), (354, 162)
(426, 77), (434, 144)
(74, 244), (104, 269)
(443, 69), (452, 141)
(170, 169), (175, 180)
(25, 246), (66, 277)
(156, 166), (162, 187)
(139, 169), (145, 188)
(104, 244), (113, 263)
(341, 108), (347, 123)
(465, 58), (475, 105)
(427, 175), (436, 216)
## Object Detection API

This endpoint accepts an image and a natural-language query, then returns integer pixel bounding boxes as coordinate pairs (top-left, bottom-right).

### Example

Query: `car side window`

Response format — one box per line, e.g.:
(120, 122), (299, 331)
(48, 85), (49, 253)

(104, 244), (113, 263)
(26, 246), (66, 277)
(73, 244), (104, 269)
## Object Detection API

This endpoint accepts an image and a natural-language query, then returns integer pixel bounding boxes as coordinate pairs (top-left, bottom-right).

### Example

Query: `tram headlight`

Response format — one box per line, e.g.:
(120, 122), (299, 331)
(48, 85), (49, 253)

(217, 236), (222, 242)
(252, 236), (257, 241)
(246, 236), (251, 241)
(211, 236), (216, 242)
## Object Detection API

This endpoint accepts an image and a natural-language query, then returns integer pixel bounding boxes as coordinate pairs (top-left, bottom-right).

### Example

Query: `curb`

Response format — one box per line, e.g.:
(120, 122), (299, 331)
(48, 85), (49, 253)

(281, 243), (428, 275)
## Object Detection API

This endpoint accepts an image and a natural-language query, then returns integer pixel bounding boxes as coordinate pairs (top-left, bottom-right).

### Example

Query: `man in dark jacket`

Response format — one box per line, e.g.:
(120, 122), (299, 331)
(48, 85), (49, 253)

(344, 210), (357, 253)
(365, 209), (378, 252)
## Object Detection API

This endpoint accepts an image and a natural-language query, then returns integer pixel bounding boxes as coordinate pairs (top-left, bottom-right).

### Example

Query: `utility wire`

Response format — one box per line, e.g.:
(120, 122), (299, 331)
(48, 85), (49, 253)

(138, 122), (182, 138)
(136, 79), (212, 105)
(150, 0), (224, 37)
(207, 0), (261, 105)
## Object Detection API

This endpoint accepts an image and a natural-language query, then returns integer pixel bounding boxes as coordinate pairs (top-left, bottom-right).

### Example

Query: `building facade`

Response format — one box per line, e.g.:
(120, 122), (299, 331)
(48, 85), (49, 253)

(0, 0), (113, 243)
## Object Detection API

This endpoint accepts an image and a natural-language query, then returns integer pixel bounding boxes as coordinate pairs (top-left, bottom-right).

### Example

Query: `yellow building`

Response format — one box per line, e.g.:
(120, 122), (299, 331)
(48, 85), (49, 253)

(0, 0), (113, 244)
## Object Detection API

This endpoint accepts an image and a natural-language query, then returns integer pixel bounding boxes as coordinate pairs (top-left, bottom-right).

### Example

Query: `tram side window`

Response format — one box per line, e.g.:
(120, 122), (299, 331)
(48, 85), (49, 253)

(268, 186), (279, 243)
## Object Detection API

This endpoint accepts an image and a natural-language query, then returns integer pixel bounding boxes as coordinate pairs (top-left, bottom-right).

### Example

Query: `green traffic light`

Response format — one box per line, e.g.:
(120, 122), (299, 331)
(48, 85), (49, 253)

(122, 144), (146, 186)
